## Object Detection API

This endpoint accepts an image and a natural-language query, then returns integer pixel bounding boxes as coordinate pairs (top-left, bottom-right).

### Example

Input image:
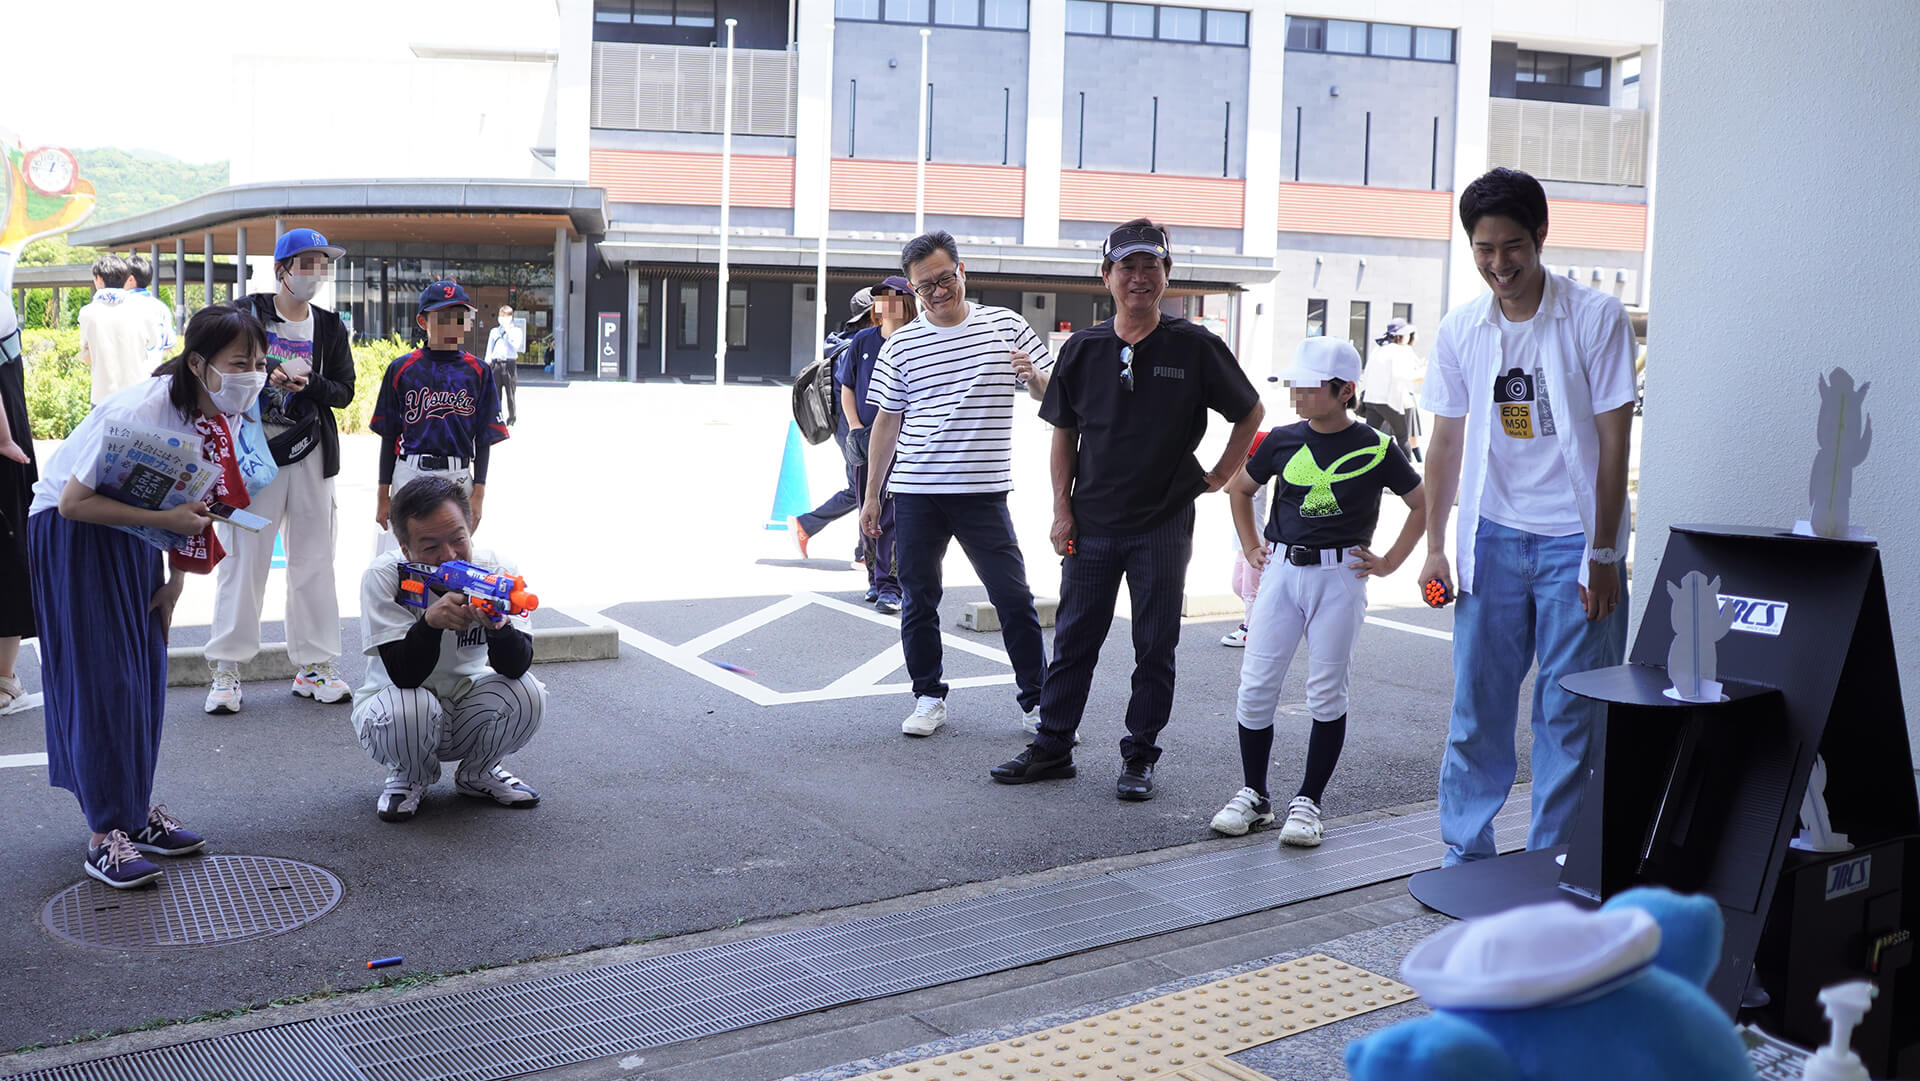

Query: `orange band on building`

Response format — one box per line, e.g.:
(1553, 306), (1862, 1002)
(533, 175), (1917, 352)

(829, 160), (1025, 219)
(1544, 198), (1647, 250)
(1277, 183), (1453, 240)
(589, 149), (796, 209)
(1060, 171), (1245, 230)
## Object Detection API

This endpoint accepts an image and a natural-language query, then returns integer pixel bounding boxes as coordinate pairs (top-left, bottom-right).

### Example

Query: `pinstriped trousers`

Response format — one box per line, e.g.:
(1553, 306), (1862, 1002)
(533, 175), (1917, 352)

(352, 671), (546, 785)
(1032, 504), (1195, 764)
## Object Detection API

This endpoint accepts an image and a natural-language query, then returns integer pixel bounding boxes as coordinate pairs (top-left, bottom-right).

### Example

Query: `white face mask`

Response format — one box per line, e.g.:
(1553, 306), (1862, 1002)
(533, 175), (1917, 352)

(284, 272), (324, 302)
(206, 367), (267, 415)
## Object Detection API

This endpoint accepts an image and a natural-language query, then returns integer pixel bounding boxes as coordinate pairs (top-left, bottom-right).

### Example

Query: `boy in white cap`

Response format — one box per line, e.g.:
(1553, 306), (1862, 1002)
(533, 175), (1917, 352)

(1211, 336), (1426, 846)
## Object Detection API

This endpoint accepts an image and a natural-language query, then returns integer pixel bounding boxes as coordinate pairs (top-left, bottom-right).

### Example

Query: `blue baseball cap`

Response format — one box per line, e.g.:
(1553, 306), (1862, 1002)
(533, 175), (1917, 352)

(273, 227), (345, 262)
(418, 280), (477, 314)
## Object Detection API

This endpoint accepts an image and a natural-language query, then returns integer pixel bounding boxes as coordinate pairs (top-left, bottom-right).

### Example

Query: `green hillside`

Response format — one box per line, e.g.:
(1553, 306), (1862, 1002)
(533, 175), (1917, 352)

(74, 148), (228, 223)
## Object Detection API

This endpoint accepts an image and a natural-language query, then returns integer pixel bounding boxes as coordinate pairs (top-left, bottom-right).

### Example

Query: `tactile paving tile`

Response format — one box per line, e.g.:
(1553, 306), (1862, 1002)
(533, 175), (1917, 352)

(841, 954), (1414, 1081)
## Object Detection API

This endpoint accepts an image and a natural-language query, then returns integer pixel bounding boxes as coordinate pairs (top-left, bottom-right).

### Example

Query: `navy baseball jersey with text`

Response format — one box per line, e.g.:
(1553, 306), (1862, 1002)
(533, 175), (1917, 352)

(369, 348), (509, 459)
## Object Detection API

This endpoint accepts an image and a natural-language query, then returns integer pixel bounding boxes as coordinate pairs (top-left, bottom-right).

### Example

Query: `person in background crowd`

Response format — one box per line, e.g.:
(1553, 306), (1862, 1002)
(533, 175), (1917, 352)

(206, 228), (357, 715)
(792, 289), (875, 562)
(838, 276), (915, 612)
(78, 253), (157, 404)
(124, 253), (177, 371)
(30, 305), (273, 887)
(1359, 319), (1422, 458)
(0, 247), (38, 714)
(486, 304), (524, 426)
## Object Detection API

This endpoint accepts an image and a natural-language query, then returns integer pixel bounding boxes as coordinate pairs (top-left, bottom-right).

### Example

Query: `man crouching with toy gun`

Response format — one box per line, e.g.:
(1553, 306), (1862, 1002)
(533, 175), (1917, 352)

(351, 476), (545, 823)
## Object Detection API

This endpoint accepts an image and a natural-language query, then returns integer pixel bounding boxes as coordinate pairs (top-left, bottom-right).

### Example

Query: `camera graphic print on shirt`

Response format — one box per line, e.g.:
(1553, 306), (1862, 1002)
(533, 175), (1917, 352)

(1493, 366), (1556, 439)
(1280, 431), (1393, 518)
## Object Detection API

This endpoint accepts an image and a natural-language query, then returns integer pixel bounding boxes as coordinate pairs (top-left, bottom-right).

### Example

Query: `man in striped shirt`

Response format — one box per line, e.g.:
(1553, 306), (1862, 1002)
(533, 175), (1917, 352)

(860, 231), (1052, 739)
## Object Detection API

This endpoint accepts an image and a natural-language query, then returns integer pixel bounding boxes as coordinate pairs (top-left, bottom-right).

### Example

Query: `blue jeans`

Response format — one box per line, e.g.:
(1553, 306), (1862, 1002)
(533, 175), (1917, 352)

(1439, 518), (1628, 865)
(893, 492), (1046, 710)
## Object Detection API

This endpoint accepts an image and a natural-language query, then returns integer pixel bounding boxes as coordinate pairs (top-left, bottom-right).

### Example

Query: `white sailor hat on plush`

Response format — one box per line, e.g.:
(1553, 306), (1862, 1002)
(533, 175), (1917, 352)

(1398, 901), (1661, 1010)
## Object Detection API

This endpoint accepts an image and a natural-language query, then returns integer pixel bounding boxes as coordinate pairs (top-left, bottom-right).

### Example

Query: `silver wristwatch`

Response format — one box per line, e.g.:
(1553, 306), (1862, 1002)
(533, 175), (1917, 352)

(1588, 547), (1624, 565)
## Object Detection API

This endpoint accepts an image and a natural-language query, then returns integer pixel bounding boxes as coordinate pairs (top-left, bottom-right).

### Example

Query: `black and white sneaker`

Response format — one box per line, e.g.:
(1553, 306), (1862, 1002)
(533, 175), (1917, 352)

(456, 765), (541, 808)
(378, 776), (427, 823)
(86, 830), (163, 889)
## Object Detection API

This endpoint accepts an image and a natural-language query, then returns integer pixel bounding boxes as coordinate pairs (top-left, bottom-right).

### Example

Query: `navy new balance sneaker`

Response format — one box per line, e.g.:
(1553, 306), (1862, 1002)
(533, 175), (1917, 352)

(86, 830), (163, 889)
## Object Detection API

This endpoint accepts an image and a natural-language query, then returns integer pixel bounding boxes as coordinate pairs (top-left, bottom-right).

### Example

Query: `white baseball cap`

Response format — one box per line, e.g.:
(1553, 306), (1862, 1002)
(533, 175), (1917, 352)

(1281, 336), (1362, 386)
(1398, 900), (1661, 1010)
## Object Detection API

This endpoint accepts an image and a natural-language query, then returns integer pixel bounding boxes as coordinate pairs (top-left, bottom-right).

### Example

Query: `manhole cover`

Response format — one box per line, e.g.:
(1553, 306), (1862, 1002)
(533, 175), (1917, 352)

(41, 855), (343, 951)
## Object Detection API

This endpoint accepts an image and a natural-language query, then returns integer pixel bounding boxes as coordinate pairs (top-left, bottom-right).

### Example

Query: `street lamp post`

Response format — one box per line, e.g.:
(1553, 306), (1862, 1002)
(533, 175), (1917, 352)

(716, 17), (738, 391)
(817, 22), (835, 357)
(915, 28), (930, 236)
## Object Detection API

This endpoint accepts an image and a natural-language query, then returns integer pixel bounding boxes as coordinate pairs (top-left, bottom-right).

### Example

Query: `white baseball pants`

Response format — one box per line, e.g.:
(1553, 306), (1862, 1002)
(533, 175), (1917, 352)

(353, 671), (545, 785)
(1235, 548), (1368, 728)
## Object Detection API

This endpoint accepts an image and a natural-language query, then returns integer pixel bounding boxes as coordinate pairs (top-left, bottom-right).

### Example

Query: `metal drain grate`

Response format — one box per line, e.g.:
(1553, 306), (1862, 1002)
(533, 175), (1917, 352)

(40, 855), (343, 951)
(8, 805), (1522, 1081)
(3, 1021), (363, 1081)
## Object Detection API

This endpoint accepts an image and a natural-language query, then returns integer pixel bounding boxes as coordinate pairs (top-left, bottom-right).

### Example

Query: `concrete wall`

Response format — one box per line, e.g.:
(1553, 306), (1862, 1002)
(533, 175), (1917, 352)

(1281, 50), (1457, 191)
(828, 210), (1022, 243)
(1540, 248), (1643, 308)
(1267, 233), (1447, 381)
(1637, 0), (1920, 765)
(1060, 36), (1250, 177)
(831, 24), (1029, 165)
(608, 203), (798, 232)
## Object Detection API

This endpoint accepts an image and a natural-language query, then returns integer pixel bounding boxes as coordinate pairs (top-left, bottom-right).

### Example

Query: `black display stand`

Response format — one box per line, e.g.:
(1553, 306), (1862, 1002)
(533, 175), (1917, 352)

(1408, 524), (1918, 1024)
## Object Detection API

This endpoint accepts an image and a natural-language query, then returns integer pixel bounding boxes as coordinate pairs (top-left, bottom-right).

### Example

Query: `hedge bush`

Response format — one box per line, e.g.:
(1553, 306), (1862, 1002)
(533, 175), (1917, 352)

(20, 328), (419, 440)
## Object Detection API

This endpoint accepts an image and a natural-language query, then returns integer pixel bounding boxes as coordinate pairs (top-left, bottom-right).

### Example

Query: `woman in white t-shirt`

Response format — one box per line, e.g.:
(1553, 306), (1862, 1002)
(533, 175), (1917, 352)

(1359, 321), (1423, 457)
(29, 305), (271, 889)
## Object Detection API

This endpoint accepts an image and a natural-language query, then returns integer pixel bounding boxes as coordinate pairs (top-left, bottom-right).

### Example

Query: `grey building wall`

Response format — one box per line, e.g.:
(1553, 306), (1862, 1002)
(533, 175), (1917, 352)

(1281, 51), (1456, 191)
(1060, 37), (1250, 178)
(829, 210), (1023, 244)
(1269, 234), (1448, 380)
(1541, 247), (1644, 307)
(832, 25), (1029, 166)
(1057, 219), (1242, 252)
(1540, 179), (1647, 205)
(607, 203), (797, 232)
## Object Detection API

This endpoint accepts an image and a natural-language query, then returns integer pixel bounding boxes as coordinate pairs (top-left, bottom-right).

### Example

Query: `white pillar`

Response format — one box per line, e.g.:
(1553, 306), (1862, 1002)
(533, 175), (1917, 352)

(1022, 1), (1066, 247)
(815, 21), (835, 355)
(553, 0), (593, 180)
(1637, 43), (1662, 306)
(235, 225), (249, 298)
(626, 264), (640, 381)
(792, 1), (835, 242)
(1240, 6), (1287, 259)
(915, 28), (930, 236)
(553, 227), (570, 381)
(716, 18), (738, 389)
(173, 239), (187, 324)
(1444, 1), (1495, 314)
(202, 231), (215, 312)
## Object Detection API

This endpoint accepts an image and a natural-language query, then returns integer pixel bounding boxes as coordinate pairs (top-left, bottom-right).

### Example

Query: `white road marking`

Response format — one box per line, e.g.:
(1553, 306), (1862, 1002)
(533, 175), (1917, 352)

(563, 593), (1016, 707)
(1365, 615), (1453, 642)
(0, 753), (49, 769)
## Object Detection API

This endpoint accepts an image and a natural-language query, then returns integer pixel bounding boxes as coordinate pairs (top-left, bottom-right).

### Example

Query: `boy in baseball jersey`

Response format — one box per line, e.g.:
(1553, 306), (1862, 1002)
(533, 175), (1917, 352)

(370, 281), (508, 534)
(353, 476), (545, 823)
(1211, 337), (1426, 847)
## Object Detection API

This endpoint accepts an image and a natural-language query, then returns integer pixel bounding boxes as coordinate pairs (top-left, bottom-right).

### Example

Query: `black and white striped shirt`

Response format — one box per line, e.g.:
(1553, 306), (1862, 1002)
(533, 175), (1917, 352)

(867, 304), (1052, 495)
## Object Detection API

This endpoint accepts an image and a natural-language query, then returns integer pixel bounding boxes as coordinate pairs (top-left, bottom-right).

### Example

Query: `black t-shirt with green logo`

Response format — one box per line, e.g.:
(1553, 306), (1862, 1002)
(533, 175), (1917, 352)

(1247, 419), (1421, 548)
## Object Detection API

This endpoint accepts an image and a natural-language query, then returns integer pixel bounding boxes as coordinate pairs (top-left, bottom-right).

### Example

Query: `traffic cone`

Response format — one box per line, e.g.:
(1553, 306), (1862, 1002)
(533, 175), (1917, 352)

(765, 420), (814, 530)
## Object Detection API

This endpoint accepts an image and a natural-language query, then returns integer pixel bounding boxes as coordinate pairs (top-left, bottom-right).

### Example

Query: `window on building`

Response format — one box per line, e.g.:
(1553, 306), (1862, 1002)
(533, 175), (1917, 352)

(675, 0), (713, 26)
(1158, 5), (1200, 41)
(678, 284), (700, 347)
(836, 0), (881, 16)
(1572, 56), (1606, 87)
(636, 283), (652, 348)
(595, 0), (631, 23)
(727, 286), (748, 347)
(1516, 48), (1609, 87)
(1065, 0), (1106, 34)
(1109, 2), (1153, 37)
(1306, 298), (1327, 339)
(1392, 302), (1412, 325)
(1621, 54), (1641, 85)
(1348, 301), (1370, 365)
(1414, 26), (1453, 62)
(1326, 19), (1367, 54)
(1285, 16), (1324, 51)
(983, 0), (1026, 28)
(1204, 9), (1246, 45)
(885, 0), (929, 21)
(1369, 23), (1411, 58)
(935, 0), (979, 25)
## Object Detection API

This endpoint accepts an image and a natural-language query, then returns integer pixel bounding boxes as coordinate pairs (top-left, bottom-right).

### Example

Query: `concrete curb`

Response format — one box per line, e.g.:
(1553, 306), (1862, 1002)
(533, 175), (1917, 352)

(959, 592), (1244, 632)
(165, 626), (620, 688)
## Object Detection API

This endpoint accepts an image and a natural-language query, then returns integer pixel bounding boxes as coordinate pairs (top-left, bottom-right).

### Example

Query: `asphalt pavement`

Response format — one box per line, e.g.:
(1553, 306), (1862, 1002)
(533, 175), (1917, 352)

(0, 380), (1514, 1055)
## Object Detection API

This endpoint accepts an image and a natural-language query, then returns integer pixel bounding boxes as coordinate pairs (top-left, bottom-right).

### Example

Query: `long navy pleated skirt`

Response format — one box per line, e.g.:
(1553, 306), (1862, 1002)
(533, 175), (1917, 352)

(29, 509), (168, 835)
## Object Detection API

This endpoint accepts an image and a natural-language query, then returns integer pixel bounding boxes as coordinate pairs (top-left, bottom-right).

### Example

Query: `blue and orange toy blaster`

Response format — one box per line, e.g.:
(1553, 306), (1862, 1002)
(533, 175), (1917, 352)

(397, 560), (539, 618)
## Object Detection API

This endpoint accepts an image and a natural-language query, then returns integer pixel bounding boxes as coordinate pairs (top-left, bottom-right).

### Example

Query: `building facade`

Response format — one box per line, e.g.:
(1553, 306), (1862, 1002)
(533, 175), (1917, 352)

(74, 0), (1662, 384)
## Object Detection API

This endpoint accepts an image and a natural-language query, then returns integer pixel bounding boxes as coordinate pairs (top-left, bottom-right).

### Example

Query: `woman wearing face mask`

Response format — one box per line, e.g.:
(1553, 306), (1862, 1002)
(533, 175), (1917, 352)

(206, 227), (358, 715)
(27, 304), (273, 888)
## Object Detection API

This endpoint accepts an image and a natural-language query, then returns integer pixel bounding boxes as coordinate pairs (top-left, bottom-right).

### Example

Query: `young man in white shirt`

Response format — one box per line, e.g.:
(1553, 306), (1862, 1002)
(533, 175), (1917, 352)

(77, 254), (158, 404)
(1418, 168), (1637, 866)
(860, 230), (1052, 739)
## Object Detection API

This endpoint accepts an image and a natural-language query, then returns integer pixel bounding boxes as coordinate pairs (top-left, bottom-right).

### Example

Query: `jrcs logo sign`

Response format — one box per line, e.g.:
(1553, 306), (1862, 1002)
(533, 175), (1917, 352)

(1716, 593), (1789, 637)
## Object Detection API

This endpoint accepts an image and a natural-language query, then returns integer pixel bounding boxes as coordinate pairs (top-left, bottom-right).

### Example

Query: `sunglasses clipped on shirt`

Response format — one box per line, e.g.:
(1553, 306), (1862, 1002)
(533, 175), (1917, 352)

(1119, 345), (1136, 392)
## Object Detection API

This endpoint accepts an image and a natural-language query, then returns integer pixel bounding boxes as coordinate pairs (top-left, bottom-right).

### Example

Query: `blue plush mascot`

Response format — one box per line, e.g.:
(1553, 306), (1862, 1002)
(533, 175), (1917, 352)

(1346, 887), (1756, 1081)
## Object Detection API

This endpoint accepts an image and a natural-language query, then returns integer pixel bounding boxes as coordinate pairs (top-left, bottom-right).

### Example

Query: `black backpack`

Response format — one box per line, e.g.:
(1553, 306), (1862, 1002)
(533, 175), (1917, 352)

(792, 339), (849, 445)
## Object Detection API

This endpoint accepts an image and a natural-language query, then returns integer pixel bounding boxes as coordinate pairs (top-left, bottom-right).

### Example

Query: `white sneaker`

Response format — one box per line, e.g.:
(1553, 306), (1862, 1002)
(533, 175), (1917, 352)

(902, 696), (947, 737)
(456, 764), (541, 807)
(1280, 795), (1325, 847)
(377, 776), (427, 823)
(1210, 787), (1275, 836)
(1020, 708), (1079, 744)
(205, 663), (243, 715)
(1220, 624), (1248, 647)
(292, 660), (352, 704)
